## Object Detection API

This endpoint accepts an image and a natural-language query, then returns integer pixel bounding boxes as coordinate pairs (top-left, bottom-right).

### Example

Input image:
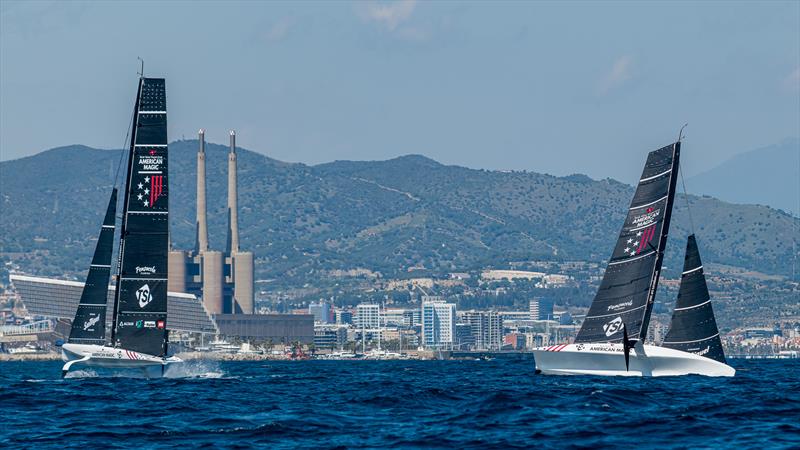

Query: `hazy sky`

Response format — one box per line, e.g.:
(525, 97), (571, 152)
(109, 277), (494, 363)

(1, 1), (798, 182)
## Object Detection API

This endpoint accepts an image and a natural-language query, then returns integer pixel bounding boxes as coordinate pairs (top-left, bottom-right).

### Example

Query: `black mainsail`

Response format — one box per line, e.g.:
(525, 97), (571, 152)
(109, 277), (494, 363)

(575, 142), (680, 344)
(111, 77), (170, 357)
(662, 235), (726, 363)
(67, 189), (117, 345)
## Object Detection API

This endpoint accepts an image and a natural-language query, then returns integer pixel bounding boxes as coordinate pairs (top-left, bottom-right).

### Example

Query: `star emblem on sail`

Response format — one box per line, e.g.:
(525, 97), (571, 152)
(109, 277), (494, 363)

(623, 224), (657, 256)
(136, 174), (163, 207)
(136, 284), (153, 308)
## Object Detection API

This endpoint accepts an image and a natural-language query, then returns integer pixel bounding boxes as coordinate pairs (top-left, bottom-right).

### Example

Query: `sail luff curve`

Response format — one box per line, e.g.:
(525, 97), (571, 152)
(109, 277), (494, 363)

(575, 142), (681, 343)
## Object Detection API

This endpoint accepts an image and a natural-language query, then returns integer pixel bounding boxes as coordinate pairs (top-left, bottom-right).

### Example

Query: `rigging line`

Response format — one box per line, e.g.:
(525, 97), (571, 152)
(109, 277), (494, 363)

(677, 125), (695, 235)
(112, 81), (138, 188)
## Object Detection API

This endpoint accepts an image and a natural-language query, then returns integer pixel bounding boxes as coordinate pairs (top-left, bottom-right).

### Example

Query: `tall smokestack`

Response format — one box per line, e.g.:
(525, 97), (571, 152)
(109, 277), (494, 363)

(195, 129), (209, 253)
(227, 130), (239, 253)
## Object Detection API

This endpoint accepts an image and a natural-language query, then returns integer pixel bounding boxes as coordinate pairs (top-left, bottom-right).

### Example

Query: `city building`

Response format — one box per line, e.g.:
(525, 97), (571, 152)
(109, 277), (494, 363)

(168, 130), (254, 315)
(355, 304), (381, 330)
(309, 301), (331, 324)
(463, 311), (503, 350)
(313, 325), (348, 349)
(213, 314), (313, 343)
(529, 297), (554, 320)
(421, 300), (456, 349)
(335, 310), (353, 325)
(10, 274), (217, 335)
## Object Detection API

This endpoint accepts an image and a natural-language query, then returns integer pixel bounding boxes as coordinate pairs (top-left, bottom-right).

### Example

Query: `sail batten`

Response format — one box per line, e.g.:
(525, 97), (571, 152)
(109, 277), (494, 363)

(575, 142), (681, 344)
(111, 77), (170, 357)
(68, 189), (117, 345)
(662, 235), (727, 363)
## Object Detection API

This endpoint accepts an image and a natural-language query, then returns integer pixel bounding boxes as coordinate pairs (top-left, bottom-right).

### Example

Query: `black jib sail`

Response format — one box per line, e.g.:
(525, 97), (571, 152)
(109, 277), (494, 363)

(662, 235), (726, 364)
(575, 142), (681, 344)
(68, 189), (117, 345)
(111, 77), (170, 357)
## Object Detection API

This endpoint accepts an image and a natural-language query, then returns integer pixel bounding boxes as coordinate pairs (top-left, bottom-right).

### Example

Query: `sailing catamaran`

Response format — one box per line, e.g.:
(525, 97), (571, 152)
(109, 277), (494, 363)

(532, 140), (734, 377)
(61, 76), (181, 377)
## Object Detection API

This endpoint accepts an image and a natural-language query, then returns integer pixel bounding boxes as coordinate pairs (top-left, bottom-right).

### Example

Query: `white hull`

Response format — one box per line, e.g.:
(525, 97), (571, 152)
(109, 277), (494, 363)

(532, 343), (735, 377)
(61, 343), (181, 377)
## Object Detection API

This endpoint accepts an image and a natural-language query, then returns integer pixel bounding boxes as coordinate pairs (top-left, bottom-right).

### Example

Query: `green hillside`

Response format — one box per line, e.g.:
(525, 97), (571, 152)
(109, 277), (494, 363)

(1, 141), (797, 283)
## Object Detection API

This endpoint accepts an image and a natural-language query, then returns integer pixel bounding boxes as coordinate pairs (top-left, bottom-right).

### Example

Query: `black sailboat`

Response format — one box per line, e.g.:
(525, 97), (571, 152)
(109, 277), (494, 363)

(575, 142), (681, 344)
(62, 75), (179, 376)
(532, 138), (735, 376)
(662, 234), (727, 364)
(67, 189), (117, 345)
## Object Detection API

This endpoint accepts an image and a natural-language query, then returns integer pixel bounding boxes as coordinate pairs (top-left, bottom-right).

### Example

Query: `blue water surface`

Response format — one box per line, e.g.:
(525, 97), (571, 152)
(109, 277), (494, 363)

(1, 359), (798, 449)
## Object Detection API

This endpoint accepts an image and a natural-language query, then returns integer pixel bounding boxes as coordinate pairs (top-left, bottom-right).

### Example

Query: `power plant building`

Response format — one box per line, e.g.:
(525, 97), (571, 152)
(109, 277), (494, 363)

(168, 130), (254, 315)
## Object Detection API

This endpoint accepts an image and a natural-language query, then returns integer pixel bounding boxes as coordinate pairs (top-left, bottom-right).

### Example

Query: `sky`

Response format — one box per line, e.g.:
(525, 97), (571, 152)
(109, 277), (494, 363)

(1, 1), (798, 183)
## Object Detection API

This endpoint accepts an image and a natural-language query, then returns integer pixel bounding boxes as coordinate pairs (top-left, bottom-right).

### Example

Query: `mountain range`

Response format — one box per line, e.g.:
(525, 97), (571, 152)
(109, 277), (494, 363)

(687, 138), (799, 215)
(0, 141), (797, 285)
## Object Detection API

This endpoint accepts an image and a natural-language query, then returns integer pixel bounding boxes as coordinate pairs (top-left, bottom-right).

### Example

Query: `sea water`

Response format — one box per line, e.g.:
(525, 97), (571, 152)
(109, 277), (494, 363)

(1, 359), (798, 448)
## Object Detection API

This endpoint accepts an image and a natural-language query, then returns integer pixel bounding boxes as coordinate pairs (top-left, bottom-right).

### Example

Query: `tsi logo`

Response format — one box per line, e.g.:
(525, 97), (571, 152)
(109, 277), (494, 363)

(136, 284), (153, 308)
(603, 316), (624, 337)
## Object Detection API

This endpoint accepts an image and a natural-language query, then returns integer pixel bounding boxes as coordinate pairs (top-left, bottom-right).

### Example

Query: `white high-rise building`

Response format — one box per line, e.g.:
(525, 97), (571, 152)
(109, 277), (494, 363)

(355, 304), (381, 330)
(422, 301), (456, 349)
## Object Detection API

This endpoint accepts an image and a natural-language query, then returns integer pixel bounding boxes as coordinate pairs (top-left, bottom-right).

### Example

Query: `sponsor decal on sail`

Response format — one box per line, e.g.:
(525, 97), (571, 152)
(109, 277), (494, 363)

(603, 316), (624, 337)
(82, 315), (101, 331)
(135, 266), (157, 275)
(622, 214), (658, 257)
(607, 300), (633, 312)
(156, 320), (166, 329)
(134, 151), (165, 208)
(135, 320), (144, 329)
(136, 284), (153, 308)
(144, 320), (156, 328)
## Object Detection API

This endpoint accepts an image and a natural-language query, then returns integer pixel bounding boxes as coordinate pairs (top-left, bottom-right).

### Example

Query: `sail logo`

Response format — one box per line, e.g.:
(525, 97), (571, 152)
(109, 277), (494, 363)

(631, 207), (661, 228)
(138, 154), (163, 171)
(607, 300), (633, 312)
(83, 315), (100, 331)
(144, 320), (156, 328)
(136, 284), (153, 308)
(135, 266), (156, 275)
(603, 316), (624, 337)
(696, 346), (710, 356)
(157, 320), (166, 329)
(135, 174), (164, 208)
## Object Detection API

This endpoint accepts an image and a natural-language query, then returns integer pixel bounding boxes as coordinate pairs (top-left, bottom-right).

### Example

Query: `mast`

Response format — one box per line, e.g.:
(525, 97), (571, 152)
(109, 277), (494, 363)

(111, 78), (143, 344)
(575, 141), (681, 344)
(662, 235), (727, 363)
(68, 188), (117, 345)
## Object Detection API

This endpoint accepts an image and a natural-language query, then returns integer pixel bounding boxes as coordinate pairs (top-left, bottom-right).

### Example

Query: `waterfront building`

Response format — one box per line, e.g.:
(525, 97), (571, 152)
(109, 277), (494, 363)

(355, 304), (381, 330)
(421, 301), (456, 349)
(314, 325), (348, 349)
(463, 311), (503, 351)
(10, 274), (217, 335)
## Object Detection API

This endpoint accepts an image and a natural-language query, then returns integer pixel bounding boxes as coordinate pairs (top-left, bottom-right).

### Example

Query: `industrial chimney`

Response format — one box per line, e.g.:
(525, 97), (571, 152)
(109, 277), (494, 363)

(227, 130), (239, 254)
(196, 129), (209, 253)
